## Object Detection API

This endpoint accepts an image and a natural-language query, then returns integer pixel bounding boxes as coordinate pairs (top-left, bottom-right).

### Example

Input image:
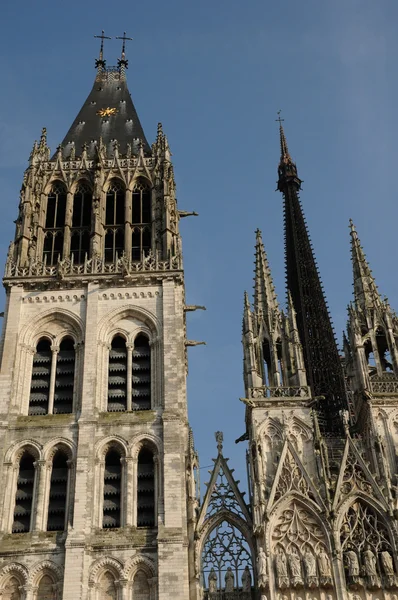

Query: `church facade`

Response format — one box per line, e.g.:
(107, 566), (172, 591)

(0, 39), (398, 600)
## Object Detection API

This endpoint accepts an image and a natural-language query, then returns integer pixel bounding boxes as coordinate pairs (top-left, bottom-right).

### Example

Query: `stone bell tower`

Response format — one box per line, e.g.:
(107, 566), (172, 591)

(0, 34), (198, 600)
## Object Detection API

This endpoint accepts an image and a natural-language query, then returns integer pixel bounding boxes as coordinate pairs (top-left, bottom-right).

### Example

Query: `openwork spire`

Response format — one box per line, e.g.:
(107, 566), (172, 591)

(278, 124), (347, 435)
(349, 219), (382, 310)
(254, 229), (279, 328)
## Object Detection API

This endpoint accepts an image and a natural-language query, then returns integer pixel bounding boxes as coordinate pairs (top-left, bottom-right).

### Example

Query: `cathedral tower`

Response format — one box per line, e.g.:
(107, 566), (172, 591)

(0, 38), (197, 600)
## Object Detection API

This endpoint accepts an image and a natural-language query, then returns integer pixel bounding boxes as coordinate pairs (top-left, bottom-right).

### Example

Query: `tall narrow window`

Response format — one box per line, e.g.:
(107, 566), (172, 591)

(105, 180), (125, 262)
(137, 448), (155, 527)
(132, 335), (151, 410)
(43, 182), (67, 265)
(54, 338), (75, 414)
(2, 577), (21, 600)
(37, 575), (55, 600)
(103, 450), (122, 529)
(71, 182), (92, 263)
(12, 452), (36, 533)
(132, 571), (150, 600)
(29, 339), (52, 415)
(132, 180), (151, 260)
(98, 572), (117, 600)
(47, 450), (68, 531)
(107, 336), (127, 412)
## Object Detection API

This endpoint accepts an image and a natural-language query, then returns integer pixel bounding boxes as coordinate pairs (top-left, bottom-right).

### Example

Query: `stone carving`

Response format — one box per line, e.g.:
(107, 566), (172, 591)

(288, 551), (303, 587)
(303, 548), (318, 587)
(208, 568), (217, 593)
(242, 565), (251, 592)
(225, 567), (234, 592)
(380, 551), (396, 587)
(362, 547), (380, 588)
(345, 550), (360, 584)
(317, 548), (332, 587)
(257, 547), (268, 588)
(274, 450), (314, 502)
(275, 551), (289, 589)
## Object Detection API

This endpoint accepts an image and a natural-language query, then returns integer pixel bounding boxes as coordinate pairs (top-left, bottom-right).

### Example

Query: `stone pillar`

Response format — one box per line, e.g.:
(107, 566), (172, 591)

(126, 342), (133, 411)
(125, 189), (132, 259)
(119, 579), (128, 600)
(48, 345), (59, 415)
(32, 459), (48, 531)
(65, 459), (75, 529)
(123, 457), (134, 527)
(63, 190), (74, 258)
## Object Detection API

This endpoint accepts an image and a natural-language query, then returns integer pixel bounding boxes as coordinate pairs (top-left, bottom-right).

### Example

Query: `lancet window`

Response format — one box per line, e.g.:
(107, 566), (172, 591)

(201, 520), (253, 597)
(98, 572), (117, 600)
(2, 577), (22, 600)
(132, 571), (150, 600)
(107, 334), (151, 412)
(71, 182), (92, 263)
(137, 448), (155, 527)
(36, 575), (56, 600)
(29, 337), (75, 415)
(12, 452), (36, 533)
(102, 449), (122, 529)
(43, 182), (67, 264)
(47, 450), (69, 531)
(132, 180), (151, 260)
(105, 180), (125, 262)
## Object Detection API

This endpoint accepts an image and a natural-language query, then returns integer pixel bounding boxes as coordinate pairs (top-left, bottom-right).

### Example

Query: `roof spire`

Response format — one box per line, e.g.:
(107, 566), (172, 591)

(254, 229), (279, 328)
(276, 110), (290, 160)
(349, 219), (382, 310)
(94, 30), (111, 70)
(276, 115), (301, 191)
(116, 32), (133, 67)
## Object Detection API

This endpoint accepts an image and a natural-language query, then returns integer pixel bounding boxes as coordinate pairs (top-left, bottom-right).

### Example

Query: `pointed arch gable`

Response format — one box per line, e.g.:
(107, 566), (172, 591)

(88, 557), (123, 584)
(43, 438), (75, 462)
(19, 308), (84, 348)
(0, 563), (28, 587)
(130, 434), (162, 459)
(5, 440), (42, 464)
(29, 560), (63, 586)
(95, 436), (128, 460)
(98, 305), (160, 345)
(123, 555), (156, 581)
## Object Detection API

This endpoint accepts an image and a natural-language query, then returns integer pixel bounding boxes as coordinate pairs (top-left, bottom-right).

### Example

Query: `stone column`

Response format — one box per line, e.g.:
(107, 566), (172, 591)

(124, 189), (132, 259)
(32, 459), (48, 531)
(48, 345), (60, 415)
(73, 342), (84, 414)
(123, 457), (134, 527)
(22, 584), (34, 600)
(65, 459), (75, 529)
(118, 579), (128, 600)
(125, 342), (133, 411)
(2, 463), (19, 532)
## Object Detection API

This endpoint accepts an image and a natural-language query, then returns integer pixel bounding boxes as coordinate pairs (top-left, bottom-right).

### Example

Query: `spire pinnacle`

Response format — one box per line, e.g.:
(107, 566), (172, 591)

(276, 116), (301, 191)
(349, 219), (382, 310)
(254, 229), (279, 327)
(276, 110), (290, 161)
(94, 30), (111, 69)
(116, 32), (133, 67)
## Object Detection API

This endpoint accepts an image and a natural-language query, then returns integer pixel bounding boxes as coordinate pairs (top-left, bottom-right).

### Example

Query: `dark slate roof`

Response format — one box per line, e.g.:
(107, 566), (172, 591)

(57, 65), (151, 159)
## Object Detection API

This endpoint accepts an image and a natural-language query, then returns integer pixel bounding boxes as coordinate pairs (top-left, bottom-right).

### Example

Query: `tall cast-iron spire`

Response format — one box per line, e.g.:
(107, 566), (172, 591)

(277, 121), (347, 433)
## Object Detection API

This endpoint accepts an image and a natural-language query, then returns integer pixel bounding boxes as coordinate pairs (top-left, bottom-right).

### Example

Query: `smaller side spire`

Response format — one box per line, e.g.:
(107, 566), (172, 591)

(254, 229), (279, 330)
(276, 115), (302, 192)
(116, 32), (133, 74)
(94, 30), (111, 74)
(349, 219), (382, 310)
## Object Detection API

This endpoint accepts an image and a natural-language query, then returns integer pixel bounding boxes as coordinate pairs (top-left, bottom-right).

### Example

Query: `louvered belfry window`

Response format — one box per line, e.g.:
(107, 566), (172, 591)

(12, 452), (36, 533)
(71, 182), (92, 263)
(29, 339), (52, 415)
(43, 182), (67, 265)
(132, 335), (151, 410)
(47, 450), (68, 531)
(105, 180), (125, 262)
(132, 180), (151, 260)
(137, 448), (155, 527)
(54, 338), (75, 414)
(107, 336), (128, 412)
(102, 450), (122, 529)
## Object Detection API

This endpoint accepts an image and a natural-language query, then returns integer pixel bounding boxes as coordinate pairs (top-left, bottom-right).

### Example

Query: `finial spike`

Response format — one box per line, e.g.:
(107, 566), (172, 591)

(94, 30), (111, 63)
(116, 32), (133, 66)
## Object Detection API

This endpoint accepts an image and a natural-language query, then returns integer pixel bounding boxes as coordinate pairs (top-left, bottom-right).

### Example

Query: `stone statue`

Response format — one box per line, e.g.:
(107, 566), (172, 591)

(208, 568), (217, 593)
(275, 551), (289, 589)
(288, 551), (303, 584)
(303, 549), (317, 578)
(363, 547), (379, 587)
(318, 548), (332, 586)
(260, 595), (267, 600)
(381, 550), (394, 575)
(257, 547), (268, 587)
(345, 550), (360, 578)
(242, 566), (251, 592)
(225, 567), (234, 593)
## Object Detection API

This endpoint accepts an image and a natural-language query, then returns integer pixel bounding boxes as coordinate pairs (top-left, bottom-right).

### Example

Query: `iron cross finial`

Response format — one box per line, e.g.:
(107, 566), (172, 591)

(276, 110), (285, 125)
(116, 32), (133, 57)
(94, 30), (112, 59)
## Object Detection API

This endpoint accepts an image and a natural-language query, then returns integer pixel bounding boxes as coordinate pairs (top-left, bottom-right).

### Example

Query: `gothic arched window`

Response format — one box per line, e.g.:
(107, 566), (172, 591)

(36, 575), (55, 600)
(98, 572), (117, 600)
(43, 182), (67, 265)
(47, 450), (69, 531)
(132, 334), (151, 410)
(132, 571), (150, 600)
(102, 449), (122, 529)
(71, 182), (92, 263)
(137, 448), (155, 527)
(132, 180), (151, 260)
(12, 452), (36, 533)
(105, 180), (125, 262)
(54, 338), (75, 414)
(29, 338), (52, 415)
(2, 576), (22, 600)
(107, 336), (128, 412)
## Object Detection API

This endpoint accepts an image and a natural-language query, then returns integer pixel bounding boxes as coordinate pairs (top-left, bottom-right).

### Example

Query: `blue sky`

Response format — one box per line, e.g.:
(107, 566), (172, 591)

(0, 0), (397, 493)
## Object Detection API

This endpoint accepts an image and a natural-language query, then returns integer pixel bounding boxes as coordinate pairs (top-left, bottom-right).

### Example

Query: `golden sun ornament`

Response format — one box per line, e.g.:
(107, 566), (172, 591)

(97, 107), (118, 117)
